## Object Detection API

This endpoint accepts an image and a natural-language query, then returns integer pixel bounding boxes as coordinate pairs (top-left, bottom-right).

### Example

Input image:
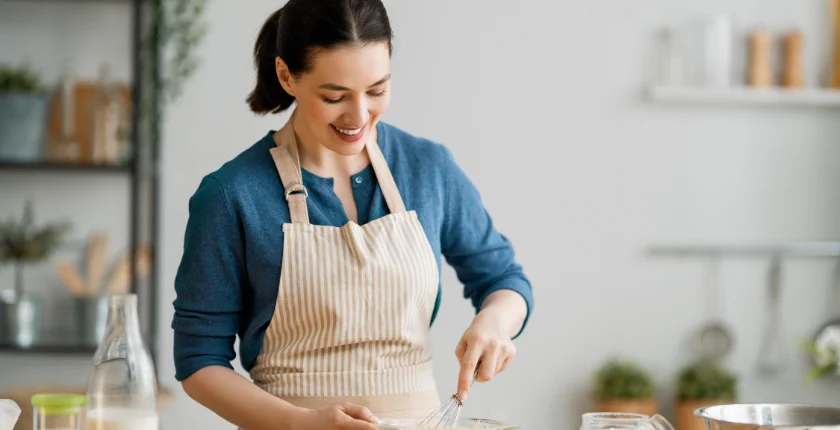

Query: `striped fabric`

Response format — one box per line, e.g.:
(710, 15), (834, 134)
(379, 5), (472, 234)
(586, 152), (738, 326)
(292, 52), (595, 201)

(249, 114), (440, 401)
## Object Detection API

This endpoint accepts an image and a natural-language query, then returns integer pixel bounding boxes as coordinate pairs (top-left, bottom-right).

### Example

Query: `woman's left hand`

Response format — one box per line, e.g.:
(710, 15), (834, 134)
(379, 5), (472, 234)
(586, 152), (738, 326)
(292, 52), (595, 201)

(454, 290), (527, 401)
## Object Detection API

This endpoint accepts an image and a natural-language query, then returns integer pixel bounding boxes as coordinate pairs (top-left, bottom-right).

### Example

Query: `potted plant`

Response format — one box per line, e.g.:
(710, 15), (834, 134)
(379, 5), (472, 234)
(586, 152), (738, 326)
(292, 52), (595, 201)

(675, 360), (737, 430)
(0, 200), (71, 300)
(592, 358), (659, 416)
(799, 339), (840, 382)
(0, 63), (51, 162)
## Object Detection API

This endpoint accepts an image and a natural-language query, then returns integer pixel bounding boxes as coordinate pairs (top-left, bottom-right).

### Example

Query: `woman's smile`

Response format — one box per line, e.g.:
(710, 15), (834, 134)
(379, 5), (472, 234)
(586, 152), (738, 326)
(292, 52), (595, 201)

(330, 123), (367, 143)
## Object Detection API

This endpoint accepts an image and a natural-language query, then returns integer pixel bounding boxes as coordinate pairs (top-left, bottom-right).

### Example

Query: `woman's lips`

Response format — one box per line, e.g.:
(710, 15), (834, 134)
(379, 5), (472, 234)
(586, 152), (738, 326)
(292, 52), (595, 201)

(331, 123), (367, 143)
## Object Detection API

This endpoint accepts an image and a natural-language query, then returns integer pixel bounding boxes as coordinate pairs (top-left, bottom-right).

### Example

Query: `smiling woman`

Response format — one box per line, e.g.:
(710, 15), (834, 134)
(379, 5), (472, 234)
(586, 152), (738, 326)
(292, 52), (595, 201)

(171, 1), (535, 430)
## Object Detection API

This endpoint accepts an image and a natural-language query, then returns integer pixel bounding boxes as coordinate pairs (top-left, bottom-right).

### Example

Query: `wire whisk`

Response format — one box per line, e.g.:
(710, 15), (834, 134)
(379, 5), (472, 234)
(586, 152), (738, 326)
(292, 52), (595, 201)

(413, 368), (479, 428)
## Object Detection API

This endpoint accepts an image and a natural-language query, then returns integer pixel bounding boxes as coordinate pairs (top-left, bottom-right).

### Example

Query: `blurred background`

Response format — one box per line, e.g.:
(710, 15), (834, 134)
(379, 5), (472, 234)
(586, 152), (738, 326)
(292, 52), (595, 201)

(3, 0), (840, 429)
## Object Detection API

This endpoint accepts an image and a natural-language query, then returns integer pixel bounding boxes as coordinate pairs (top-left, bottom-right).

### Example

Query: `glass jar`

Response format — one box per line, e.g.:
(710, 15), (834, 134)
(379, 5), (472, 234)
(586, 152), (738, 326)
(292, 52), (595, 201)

(31, 394), (85, 430)
(582, 412), (675, 430)
(85, 294), (159, 430)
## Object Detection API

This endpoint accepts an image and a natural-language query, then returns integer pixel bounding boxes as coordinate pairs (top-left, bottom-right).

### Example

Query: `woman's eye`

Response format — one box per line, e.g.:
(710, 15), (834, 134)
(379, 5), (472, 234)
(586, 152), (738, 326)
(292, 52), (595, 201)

(322, 96), (343, 104)
(321, 89), (386, 104)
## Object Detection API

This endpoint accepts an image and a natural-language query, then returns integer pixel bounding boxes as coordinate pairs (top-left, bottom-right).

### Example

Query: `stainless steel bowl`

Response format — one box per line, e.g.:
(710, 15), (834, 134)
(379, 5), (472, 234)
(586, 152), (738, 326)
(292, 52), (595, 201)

(695, 403), (840, 430)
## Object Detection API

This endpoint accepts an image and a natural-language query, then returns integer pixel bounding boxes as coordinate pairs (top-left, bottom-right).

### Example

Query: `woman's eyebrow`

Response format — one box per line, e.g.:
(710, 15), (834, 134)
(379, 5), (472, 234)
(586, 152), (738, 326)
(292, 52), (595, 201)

(319, 73), (391, 91)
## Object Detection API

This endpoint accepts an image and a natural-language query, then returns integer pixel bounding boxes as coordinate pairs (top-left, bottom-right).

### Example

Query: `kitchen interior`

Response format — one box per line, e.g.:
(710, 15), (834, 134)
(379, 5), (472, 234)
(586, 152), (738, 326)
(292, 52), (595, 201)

(3, 0), (840, 429)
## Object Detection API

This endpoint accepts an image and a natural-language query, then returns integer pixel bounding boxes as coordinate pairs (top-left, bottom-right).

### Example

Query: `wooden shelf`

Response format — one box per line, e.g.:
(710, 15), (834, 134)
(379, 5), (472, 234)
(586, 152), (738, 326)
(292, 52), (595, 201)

(647, 241), (840, 258)
(0, 160), (131, 174)
(647, 85), (840, 108)
(0, 341), (97, 355)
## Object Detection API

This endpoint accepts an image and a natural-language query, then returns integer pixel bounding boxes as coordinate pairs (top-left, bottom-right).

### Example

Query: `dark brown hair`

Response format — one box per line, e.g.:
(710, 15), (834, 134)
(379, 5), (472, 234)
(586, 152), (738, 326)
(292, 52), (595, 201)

(246, 0), (394, 115)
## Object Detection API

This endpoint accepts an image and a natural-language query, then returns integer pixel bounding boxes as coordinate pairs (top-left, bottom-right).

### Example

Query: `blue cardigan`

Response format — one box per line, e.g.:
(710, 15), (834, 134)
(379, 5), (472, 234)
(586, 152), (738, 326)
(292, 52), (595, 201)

(171, 121), (534, 382)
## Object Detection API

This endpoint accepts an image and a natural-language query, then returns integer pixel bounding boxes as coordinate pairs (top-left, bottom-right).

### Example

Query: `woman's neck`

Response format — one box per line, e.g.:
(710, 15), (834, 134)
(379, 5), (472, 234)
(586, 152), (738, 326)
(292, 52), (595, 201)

(292, 114), (371, 178)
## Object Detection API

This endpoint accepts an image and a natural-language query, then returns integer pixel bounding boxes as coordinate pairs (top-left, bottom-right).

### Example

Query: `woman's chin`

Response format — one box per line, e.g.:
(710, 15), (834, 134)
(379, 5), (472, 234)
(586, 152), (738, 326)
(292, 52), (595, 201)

(326, 139), (367, 156)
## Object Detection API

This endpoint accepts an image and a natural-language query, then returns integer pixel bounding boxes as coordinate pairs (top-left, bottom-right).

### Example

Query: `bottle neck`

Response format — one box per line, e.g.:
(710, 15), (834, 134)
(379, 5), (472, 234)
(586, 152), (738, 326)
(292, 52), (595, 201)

(106, 294), (143, 339)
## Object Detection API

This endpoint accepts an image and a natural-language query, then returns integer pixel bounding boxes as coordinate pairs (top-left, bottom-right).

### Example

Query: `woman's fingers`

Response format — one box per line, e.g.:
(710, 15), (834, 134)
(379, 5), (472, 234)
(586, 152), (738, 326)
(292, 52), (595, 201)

(457, 340), (482, 401)
(340, 402), (380, 425)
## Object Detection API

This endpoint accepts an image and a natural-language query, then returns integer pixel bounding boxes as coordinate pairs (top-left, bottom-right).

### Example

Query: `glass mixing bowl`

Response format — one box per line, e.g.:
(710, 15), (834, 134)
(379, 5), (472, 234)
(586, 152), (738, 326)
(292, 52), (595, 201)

(378, 417), (520, 429)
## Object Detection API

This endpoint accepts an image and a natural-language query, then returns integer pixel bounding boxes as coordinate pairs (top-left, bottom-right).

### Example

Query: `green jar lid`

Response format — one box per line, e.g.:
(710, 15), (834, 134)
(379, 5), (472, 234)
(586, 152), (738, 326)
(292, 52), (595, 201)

(31, 394), (86, 416)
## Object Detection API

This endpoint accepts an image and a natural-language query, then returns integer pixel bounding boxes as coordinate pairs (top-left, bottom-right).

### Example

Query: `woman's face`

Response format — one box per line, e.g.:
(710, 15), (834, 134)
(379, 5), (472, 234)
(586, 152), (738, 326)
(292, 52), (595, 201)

(276, 42), (391, 156)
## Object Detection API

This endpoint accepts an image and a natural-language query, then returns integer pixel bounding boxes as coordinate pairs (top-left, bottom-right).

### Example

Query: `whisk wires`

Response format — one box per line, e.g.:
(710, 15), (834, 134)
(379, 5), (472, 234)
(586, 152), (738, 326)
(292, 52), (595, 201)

(413, 368), (478, 428)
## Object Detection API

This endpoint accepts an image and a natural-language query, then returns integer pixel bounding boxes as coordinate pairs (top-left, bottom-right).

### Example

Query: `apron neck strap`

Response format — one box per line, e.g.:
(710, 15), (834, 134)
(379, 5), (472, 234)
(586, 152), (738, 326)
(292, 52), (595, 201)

(270, 112), (406, 224)
(365, 137), (406, 214)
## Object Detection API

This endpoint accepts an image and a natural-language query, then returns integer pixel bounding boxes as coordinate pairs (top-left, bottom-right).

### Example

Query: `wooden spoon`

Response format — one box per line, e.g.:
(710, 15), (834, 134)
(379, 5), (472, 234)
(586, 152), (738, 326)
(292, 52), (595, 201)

(56, 260), (88, 298)
(85, 232), (110, 296)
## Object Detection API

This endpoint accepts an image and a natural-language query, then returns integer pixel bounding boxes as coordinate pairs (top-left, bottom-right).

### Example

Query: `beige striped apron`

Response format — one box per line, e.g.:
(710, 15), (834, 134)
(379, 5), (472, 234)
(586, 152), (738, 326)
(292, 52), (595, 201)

(249, 115), (441, 420)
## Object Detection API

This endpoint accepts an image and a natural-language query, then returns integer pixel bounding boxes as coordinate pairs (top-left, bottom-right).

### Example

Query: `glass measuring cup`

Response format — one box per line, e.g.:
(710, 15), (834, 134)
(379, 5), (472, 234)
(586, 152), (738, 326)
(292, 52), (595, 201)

(582, 412), (675, 430)
(31, 394), (85, 430)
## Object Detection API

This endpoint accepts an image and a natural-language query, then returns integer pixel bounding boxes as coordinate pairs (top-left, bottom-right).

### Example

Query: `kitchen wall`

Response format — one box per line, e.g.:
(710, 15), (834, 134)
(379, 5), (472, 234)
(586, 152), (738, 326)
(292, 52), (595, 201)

(4, 0), (840, 429)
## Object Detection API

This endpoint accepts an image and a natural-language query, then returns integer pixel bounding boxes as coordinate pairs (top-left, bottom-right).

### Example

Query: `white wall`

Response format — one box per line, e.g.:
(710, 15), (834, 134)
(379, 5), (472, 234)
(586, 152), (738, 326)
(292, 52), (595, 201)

(4, 0), (840, 429)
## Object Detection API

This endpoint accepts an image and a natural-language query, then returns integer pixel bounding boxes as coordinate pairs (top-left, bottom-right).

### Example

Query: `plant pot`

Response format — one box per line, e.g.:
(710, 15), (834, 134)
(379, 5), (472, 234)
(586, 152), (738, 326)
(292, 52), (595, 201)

(73, 295), (108, 346)
(0, 91), (51, 162)
(0, 291), (41, 348)
(676, 399), (731, 430)
(595, 399), (659, 416)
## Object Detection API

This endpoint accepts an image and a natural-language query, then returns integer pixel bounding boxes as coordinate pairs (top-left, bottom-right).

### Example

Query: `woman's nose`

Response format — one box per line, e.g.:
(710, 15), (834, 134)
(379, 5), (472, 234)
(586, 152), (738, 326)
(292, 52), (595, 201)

(346, 98), (370, 126)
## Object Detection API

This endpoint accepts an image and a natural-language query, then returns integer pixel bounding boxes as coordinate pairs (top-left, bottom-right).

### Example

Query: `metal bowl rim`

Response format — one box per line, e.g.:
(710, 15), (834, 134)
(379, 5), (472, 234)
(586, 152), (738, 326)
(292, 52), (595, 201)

(694, 403), (840, 426)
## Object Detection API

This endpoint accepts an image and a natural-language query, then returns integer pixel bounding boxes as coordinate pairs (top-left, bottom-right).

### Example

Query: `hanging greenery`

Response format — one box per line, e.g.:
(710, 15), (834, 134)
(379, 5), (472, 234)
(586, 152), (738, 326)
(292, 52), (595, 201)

(154, 0), (208, 104)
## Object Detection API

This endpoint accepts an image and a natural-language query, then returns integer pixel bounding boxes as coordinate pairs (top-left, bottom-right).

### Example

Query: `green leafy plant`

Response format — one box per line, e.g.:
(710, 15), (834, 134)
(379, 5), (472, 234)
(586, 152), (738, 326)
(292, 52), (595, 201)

(0, 201), (71, 299)
(155, 0), (207, 104)
(676, 360), (737, 401)
(799, 339), (839, 382)
(0, 63), (47, 94)
(593, 358), (657, 400)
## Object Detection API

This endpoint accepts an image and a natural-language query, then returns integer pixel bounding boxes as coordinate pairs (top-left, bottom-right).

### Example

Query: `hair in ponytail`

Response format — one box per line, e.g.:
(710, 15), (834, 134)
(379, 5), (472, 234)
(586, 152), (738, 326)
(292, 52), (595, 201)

(246, 0), (394, 115)
(246, 8), (294, 115)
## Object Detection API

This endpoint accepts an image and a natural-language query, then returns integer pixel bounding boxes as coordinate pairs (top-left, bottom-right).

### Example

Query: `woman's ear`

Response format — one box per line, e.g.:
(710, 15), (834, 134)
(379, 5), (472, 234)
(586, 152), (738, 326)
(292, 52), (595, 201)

(275, 57), (296, 97)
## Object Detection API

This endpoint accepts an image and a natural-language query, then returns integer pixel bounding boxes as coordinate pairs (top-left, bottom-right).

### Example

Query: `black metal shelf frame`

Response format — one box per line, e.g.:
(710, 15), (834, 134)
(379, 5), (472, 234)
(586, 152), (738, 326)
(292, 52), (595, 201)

(0, 0), (162, 364)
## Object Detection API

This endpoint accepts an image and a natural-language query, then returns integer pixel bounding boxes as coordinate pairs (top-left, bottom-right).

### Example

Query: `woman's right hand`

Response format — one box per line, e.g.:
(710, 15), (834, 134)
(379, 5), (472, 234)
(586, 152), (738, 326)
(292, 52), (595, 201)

(292, 402), (381, 430)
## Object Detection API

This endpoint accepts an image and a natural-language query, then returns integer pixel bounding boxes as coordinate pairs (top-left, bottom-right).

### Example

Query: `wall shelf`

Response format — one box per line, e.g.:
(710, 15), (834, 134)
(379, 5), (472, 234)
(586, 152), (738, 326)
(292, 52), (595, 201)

(0, 342), (96, 355)
(0, 160), (131, 174)
(647, 85), (840, 108)
(647, 241), (840, 258)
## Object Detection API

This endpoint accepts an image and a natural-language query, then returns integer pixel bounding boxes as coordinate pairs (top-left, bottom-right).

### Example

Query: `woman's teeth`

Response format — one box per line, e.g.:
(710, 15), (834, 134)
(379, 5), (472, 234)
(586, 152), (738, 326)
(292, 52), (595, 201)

(332, 125), (363, 136)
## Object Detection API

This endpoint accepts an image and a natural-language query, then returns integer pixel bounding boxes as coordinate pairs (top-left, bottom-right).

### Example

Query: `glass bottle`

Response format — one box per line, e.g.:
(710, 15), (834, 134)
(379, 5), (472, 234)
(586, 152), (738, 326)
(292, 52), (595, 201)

(86, 294), (159, 430)
(90, 63), (124, 165)
(581, 413), (675, 430)
(31, 394), (85, 430)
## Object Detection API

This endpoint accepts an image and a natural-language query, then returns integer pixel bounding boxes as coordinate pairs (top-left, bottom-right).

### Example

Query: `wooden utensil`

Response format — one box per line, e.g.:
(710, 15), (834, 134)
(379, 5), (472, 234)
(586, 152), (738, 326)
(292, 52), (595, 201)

(105, 244), (152, 294)
(748, 29), (774, 87)
(85, 232), (110, 296)
(830, 0), (840, 87)
(106, 252), (130, 294)
(782, 30), (805, 88)
(56, 260), (88, 298)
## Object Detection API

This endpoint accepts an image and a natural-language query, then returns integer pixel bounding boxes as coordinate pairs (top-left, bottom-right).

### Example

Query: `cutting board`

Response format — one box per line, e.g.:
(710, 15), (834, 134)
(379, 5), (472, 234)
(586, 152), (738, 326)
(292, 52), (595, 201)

(45, 81), (132, 164)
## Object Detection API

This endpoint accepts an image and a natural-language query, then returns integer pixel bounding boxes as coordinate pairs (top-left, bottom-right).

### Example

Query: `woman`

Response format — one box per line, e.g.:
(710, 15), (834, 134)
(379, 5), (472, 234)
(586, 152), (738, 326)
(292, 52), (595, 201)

(171, 1), (533, 429)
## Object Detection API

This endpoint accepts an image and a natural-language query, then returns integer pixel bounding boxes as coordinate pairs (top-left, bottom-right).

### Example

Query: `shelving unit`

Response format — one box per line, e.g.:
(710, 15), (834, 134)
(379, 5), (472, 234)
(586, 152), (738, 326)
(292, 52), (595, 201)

(647, 85), (840, 108)
(647, 241), (840, 258)
(0, 0), (161, 361)
(0, 160), (131, 174)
